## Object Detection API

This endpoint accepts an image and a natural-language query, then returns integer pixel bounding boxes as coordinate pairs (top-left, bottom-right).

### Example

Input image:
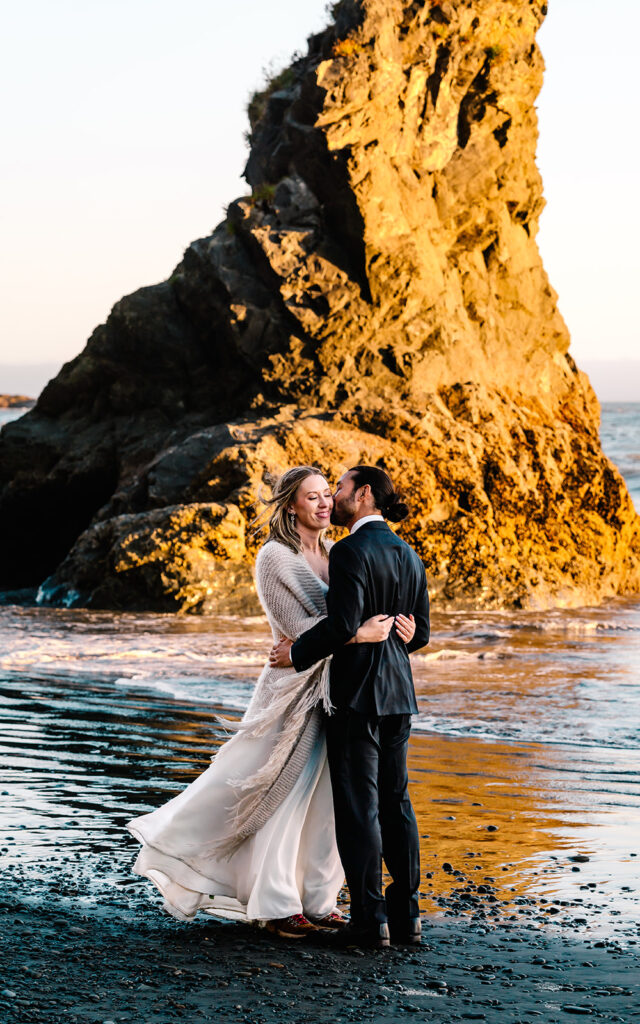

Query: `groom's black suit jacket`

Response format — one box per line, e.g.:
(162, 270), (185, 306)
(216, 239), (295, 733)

(290, 520), (430, 715)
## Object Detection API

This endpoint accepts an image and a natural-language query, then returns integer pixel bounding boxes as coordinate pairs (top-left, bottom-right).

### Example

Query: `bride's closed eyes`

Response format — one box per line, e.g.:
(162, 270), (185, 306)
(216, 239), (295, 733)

(305, 490), (333, 502)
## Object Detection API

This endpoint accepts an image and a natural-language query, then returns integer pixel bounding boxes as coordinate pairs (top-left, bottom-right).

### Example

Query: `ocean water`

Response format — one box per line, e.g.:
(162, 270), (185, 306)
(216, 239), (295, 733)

(0, 407), (31, 428)
(600, 402), (640, 510)
(1, 400), (639, 939)
(1, 600), (638, 751)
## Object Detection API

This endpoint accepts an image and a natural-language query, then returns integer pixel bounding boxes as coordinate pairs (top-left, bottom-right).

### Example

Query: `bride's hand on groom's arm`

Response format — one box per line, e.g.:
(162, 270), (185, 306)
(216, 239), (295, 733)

(350, 613), (416, 644)
(269, 636), (293, 668)
(395, 613), (416, 645)
(351, 614), (394, 644)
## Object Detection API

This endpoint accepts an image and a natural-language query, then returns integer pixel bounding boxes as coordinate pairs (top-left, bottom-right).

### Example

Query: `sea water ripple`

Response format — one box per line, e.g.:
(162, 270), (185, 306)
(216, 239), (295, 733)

(1, 597), (639, 751)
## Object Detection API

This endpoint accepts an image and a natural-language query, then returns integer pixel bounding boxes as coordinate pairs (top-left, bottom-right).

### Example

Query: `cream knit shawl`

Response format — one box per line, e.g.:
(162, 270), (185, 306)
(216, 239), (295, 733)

(211, 539), (334, 858)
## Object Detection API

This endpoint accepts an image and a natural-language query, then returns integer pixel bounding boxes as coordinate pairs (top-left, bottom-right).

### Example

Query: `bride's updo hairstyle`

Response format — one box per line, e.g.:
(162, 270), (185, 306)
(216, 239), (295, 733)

(350, 465), (410, 523)
(255, 465), (330, 556)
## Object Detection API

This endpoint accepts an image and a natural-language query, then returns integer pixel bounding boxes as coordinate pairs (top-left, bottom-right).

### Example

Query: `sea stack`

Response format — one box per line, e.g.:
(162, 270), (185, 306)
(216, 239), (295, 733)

(1, 0), (638, 612)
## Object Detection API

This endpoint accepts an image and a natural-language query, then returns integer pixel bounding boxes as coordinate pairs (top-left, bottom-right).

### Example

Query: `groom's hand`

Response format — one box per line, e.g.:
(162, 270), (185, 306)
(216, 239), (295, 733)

(269, 637), (293, 668)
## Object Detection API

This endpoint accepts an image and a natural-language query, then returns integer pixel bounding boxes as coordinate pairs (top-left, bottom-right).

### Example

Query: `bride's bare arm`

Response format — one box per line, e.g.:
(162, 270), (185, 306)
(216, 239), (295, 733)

(346, 615), (393, 644)
(347, 613), (416, 645)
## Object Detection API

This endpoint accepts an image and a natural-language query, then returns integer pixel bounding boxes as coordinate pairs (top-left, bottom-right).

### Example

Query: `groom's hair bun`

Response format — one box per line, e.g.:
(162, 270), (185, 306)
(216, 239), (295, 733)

(383, 495), (410, 523)
(349, 466), (409, 523)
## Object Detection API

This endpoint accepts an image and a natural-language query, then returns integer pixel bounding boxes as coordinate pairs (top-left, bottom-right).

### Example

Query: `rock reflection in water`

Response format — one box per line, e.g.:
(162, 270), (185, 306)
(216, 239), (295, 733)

(408, 733), (640, 934)
(1, 670), (639, 940)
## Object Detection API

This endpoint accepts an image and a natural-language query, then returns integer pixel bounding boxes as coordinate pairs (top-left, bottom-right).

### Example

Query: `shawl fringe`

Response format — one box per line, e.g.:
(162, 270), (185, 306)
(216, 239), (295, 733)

(200, 542), (335, 859)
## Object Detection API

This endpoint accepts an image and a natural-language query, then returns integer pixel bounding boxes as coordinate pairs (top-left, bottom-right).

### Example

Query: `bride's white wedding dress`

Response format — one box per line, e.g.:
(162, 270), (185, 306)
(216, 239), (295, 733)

(126, 546), (344, 923)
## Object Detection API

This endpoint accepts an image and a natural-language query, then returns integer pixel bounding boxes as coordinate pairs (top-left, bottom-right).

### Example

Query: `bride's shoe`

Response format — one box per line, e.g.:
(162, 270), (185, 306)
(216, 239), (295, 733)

(307, 910), (349, 931)
(265, 914), (318, 939)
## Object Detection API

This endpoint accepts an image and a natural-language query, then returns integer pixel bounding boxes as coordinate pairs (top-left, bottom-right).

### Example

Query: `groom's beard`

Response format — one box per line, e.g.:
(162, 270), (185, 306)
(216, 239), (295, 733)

(330, 499), (356, 527)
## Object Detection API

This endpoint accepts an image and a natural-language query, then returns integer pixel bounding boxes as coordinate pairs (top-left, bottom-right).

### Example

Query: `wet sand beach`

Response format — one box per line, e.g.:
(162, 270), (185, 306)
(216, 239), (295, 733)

(1, 604), (640, 1023)
(2, 389), (640, 1022)
(2, 894), (639, 1024)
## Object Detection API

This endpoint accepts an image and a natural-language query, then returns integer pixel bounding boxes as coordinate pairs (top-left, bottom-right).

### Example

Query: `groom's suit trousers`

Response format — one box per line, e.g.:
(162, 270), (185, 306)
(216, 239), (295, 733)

(326, 709), (420, 928)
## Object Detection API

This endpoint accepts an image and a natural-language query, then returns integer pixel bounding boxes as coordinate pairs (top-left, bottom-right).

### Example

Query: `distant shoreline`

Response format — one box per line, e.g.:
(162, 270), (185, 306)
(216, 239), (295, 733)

(0, 394), (35, 409)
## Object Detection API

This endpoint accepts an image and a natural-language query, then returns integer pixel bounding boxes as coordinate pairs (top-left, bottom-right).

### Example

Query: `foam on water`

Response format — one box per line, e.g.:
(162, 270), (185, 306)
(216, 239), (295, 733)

(2, 595), (639, 752)
(113, 674), (252, 710)
(0, 406), (31, 428)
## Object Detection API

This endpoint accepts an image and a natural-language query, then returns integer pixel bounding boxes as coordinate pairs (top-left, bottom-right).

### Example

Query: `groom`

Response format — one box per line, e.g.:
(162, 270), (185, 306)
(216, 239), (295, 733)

(270, 465), (430, 948)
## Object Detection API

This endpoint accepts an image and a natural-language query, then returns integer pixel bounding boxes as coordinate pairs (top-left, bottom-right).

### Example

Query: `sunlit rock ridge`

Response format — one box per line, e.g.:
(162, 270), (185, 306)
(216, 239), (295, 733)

(1, 0), (638, 612)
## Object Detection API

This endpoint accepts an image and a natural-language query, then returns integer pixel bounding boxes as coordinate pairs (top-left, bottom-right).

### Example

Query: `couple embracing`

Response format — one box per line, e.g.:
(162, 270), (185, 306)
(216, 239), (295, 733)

(127, 465), (430, 949)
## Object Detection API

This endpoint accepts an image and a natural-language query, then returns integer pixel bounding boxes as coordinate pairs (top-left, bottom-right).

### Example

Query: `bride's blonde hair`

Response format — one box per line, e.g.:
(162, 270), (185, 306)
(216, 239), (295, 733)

(254, 465), (330, 557)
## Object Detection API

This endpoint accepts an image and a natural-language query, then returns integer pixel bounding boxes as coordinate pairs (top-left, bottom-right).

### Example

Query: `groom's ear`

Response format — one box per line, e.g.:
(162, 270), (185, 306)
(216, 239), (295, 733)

(357, 483), (372, 504)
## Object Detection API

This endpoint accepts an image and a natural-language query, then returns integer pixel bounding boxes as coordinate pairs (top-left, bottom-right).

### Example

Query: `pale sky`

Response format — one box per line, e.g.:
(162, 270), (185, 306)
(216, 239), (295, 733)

(0, 0), (638, 396)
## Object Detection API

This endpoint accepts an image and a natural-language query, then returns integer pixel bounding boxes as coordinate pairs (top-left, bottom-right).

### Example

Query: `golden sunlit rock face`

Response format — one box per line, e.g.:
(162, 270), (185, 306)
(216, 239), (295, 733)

(1, 0), (638, 610)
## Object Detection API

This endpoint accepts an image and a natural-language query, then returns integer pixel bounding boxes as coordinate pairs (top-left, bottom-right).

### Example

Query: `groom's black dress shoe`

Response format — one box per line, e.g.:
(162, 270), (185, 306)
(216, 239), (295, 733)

(389, 917), (422, 946)
(320, 921), (391, 950)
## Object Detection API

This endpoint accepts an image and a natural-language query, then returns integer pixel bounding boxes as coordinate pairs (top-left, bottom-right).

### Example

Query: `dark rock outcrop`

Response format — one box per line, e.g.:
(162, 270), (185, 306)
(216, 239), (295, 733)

(1, 0), (638, 611)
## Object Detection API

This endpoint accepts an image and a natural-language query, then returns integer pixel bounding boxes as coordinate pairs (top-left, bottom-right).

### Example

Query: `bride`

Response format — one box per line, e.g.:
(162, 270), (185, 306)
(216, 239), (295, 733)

(126, 465), (416, 938)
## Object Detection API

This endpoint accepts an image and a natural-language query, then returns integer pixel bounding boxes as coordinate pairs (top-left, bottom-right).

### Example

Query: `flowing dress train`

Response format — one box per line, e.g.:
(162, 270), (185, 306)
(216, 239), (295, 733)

(126, 557), (344, 923)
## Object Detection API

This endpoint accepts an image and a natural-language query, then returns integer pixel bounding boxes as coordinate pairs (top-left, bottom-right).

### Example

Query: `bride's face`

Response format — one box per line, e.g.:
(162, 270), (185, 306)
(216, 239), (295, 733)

(290, 474), (333, 531)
